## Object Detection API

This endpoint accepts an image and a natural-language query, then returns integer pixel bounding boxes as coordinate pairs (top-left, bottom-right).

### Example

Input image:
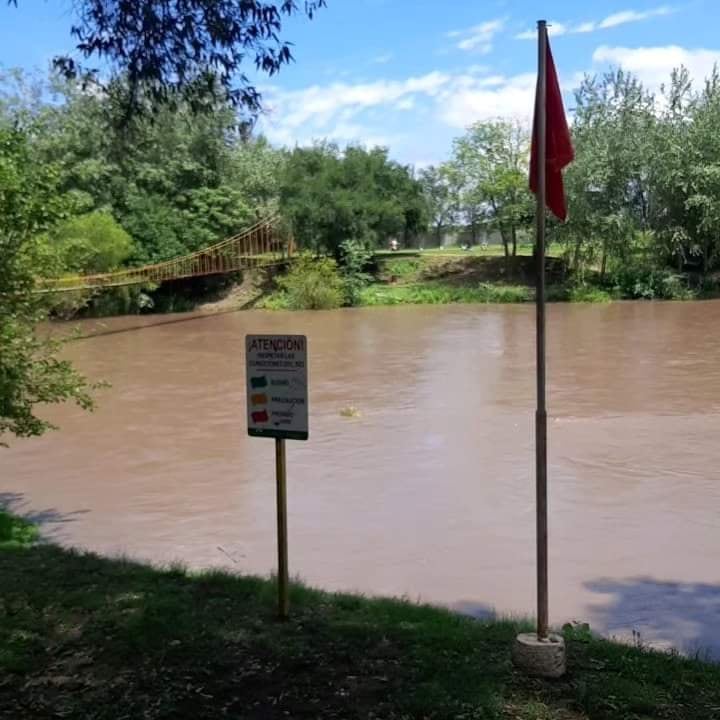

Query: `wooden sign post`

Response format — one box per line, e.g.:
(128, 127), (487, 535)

(246, 334), (309, 619)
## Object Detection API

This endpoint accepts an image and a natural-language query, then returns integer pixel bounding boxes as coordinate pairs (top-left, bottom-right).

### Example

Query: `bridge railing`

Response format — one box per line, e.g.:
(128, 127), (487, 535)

(37, 216), (290, 294)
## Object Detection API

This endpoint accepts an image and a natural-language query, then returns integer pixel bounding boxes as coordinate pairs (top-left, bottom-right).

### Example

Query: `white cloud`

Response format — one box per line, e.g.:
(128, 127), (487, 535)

(599, 7), (672, 29)
(592, 45), (720, 90)
(258, 66), (543, 153)
(575, 21), (596, 34)
(371, 52), (394, 65)
(516, 6), (674, 40)
(395, 97), (415, 111)
(259, 71), (453, 149)
(262, 71), (450, 133)
(436, 73), (537, 128)
(448, 18), (505, 54)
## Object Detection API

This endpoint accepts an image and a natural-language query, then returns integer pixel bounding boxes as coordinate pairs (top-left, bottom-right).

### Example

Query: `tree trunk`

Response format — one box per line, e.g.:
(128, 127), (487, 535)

(572, 237), (583, 274)
(501, 228), (510, 277)
(511, 226), (518, 257)
(600, 238), (608, 283)
(434, 223), (443, 248)
(501, 228), (510, 258)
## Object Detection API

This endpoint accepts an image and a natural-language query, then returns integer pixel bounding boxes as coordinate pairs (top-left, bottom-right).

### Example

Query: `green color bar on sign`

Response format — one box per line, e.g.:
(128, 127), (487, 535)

(249, 428), (308, 441)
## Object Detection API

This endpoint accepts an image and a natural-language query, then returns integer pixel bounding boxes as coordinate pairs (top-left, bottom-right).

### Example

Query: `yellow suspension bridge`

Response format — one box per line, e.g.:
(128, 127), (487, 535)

(38, 216), (290, 293)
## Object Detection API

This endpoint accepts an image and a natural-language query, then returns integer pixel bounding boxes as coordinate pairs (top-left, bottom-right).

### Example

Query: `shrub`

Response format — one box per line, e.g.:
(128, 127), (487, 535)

(0, 511), (38, 548)
(610, 266), (695, 300)
(568, 284), (613, 303)
(339, 239), (373, 306)
(381, 257), (423, 281)
(276, 255), (345, 310)
(360, 281), (531, 306)
(53, 211), (134, 274)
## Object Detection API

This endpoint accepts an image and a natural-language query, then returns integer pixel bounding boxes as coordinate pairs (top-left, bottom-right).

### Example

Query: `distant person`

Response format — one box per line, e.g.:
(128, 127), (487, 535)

(390, 239), (399, 252)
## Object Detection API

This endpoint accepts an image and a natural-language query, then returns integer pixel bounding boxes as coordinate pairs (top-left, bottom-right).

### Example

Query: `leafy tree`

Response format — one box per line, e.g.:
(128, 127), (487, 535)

(276, 254), (345, 310)
(451, 120), (532, 257)
(8, 1), (326, 118)
(281, 143), (428, 256)
(562, 70), (655, 280)
(0, 126), (95, 442)
(651, 68), (720, 276)
(339, 239), (373, 306)
(53, 211), (134, 274)
(0, 70), (286, 265)
(418, 164), (457, 244)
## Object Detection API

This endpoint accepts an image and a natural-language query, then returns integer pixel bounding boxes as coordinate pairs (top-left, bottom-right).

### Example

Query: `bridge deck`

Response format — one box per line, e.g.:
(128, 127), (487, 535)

(38, 217), (287, 294)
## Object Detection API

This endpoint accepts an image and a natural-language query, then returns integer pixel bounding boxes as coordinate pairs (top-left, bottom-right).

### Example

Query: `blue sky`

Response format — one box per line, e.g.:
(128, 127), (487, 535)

(2, 0), (719, 165)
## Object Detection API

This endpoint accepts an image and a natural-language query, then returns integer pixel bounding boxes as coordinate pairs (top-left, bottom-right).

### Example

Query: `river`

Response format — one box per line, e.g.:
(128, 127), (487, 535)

(3, 302), (720, 657)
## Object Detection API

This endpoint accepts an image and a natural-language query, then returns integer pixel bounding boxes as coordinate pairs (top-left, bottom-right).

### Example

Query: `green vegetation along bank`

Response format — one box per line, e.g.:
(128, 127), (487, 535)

(251, 248), (715, 312)
(2, 508), (720, 719)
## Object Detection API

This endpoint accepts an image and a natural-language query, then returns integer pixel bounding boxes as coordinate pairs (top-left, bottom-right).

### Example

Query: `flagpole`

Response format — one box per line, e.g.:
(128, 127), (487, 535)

(535, 18), (549, 641)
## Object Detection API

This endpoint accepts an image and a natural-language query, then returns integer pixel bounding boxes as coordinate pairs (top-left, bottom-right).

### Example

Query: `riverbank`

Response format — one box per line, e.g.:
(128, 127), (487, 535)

(51, 247), (717, 320)
(252, 250), (714, 312)
(2, 510), (719, 719)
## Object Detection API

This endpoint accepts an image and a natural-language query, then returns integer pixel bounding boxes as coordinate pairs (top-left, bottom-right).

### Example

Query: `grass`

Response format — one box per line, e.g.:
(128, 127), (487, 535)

(0, 509), (38, 549)
(567, 285), (615, 303)
(361, 281), (533, 306)
(374, 242), (564, 258)
(254, 248), (620, 312)
(1, 511), (720, 719)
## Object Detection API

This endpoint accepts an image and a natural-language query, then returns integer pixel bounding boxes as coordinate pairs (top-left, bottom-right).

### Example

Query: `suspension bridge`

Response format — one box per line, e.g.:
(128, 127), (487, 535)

(37, 216), (290, 293)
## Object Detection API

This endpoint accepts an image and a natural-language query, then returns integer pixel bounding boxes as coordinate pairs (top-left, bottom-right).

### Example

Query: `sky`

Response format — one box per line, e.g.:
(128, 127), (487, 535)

(1, 0), (719, 166)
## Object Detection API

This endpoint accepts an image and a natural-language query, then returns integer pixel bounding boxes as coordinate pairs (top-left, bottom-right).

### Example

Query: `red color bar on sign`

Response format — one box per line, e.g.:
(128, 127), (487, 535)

(251, 409), (269, 423)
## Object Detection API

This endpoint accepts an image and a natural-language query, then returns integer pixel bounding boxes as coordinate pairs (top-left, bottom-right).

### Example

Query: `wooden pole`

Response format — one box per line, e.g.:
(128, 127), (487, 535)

(535, 19), (549, 641)
(275, 437), (289, 619)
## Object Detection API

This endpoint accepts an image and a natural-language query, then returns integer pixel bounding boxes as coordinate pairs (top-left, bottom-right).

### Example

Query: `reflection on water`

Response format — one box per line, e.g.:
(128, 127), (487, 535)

(3, 301), (720, 656)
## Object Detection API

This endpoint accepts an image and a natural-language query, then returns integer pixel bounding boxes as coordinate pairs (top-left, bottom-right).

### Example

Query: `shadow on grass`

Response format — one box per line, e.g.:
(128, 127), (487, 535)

(0, 492), (89, 534)
(585, 576), (720, 661)
(1, 542), (719, 719)
(450, 600), (497, 621)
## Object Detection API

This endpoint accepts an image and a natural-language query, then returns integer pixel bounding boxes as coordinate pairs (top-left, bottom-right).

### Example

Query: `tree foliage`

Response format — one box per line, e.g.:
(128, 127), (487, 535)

(281, 143), (428, 255)
(418, 165), (457, 243)
(0, 127), (95, 443)
(425, 120), (532, 254)
(559, 65), (720, 288)
(452, 120), (532, 256)
(53, 211), (134, 274)
(1, 69), (285, 266)
(8, 0), (326, 118)
(276, 254), (345, 310)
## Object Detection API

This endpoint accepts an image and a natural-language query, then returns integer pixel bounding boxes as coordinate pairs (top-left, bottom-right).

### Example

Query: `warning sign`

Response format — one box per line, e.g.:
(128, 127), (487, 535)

(246, 335), (308, 441)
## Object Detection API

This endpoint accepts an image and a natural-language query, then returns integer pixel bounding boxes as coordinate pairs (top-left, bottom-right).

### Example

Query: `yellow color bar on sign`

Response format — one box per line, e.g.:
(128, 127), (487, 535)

(251, 393), (268, 406)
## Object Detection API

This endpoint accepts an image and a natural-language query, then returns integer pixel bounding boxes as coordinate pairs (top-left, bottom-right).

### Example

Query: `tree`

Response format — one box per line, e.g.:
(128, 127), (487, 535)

(53, 211), (134, 274)
(562, 70), (656, 280)
(451, 120), (532, 258)
(651, 68), (720, 277)
(418, 165), (456, 245)
(281, 143), (428, 256)
(0, 70), (285, 265)
(8, 1), (326, 118)
(0, 126), (95, 443)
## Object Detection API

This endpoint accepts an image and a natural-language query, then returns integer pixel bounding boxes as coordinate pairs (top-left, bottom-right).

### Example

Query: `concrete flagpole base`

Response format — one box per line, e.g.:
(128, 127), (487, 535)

(512, 633), (566, 678)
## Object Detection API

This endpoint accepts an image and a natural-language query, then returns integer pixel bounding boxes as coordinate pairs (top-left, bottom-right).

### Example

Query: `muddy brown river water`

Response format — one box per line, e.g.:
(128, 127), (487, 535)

(3, 302), (720, 656)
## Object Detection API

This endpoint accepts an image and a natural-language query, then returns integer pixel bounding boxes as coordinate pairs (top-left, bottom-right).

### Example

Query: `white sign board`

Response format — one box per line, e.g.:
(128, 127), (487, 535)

(246, 335), (308, 441)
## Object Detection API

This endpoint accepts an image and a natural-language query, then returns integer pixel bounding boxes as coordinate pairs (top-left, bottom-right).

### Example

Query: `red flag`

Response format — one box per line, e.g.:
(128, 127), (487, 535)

(529, 37), (574, 221)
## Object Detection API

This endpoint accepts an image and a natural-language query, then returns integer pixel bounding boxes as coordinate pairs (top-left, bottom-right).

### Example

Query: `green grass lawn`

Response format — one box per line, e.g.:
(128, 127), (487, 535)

(1, 509), (719, 719)
(375, 243), (564, 259)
